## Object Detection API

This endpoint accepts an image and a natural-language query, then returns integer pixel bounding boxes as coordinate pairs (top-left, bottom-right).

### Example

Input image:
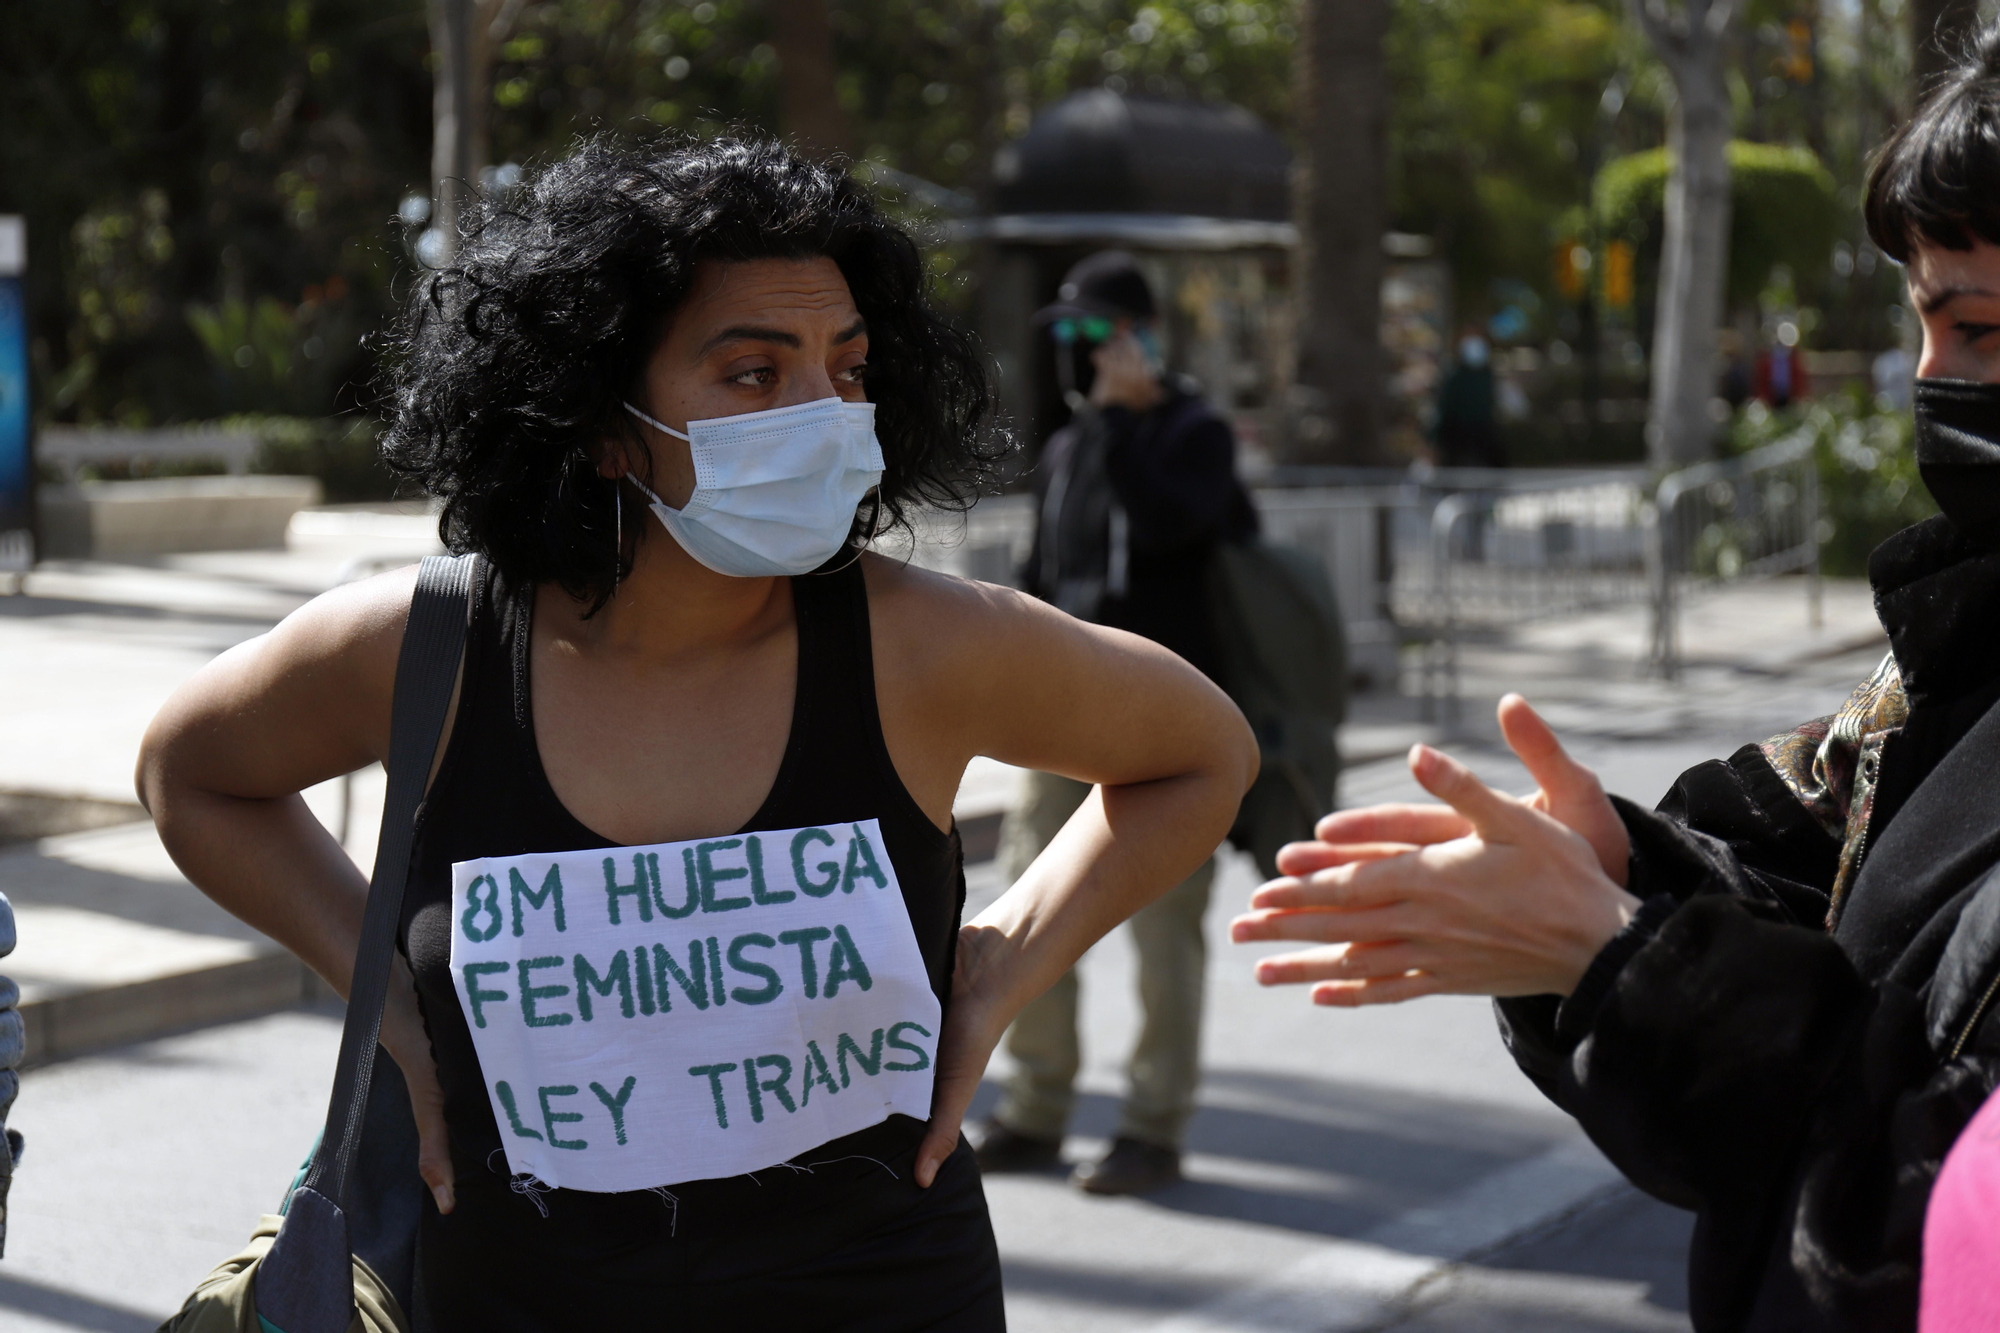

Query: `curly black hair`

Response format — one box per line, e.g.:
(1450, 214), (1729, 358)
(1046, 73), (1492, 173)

(380, 136), (1005, 608)
(1866, 22), (2000, 263)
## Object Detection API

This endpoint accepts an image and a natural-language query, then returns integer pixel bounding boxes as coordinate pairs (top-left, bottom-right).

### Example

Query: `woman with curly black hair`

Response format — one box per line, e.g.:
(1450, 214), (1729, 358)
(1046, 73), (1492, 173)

(137, 136), (1257, 1329)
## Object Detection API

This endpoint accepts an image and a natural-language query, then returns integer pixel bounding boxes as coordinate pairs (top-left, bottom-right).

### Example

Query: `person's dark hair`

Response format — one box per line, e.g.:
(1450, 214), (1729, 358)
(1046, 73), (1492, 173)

(380, 136), (1005, 609)
(1865, 22), (2000, 263)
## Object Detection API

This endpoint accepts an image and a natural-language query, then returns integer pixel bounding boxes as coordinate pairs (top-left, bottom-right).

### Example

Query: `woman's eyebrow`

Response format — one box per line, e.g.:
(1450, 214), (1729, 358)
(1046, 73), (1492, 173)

(693, 316), (867, 357)
(696, 325), (803, 356)
(1918, 283), (2000, 315)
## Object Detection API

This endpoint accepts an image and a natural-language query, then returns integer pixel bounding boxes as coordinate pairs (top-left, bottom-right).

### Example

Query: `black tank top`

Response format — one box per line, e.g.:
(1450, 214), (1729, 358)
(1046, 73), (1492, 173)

(401, 558), (967, 1199)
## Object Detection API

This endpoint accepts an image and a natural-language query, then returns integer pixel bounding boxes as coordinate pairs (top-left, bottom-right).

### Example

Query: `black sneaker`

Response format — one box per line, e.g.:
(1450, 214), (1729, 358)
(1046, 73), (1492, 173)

(970, 1119), (1064, 1173)
(1071, 1136), (1181, 1195)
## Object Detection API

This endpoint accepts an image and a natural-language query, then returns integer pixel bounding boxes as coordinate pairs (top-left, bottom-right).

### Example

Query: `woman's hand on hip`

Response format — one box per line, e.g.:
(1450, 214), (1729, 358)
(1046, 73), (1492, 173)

(380, 954), (456, 1214)
(914, 923), (1012, 1188)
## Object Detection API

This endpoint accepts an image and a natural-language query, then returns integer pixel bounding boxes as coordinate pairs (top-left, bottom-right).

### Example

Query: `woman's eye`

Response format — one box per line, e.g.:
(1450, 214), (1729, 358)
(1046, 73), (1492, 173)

(729, 366), (777, 387)
(837, 362), (868, 383)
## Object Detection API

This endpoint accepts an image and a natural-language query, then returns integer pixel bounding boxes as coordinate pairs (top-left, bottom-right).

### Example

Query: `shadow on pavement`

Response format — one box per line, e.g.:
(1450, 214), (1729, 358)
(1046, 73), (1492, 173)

(974, 1069), (1576, 1240)
(999, 1254), (1236, 1313)
(1481, 1185), (1693, 1314)
(0, 1271), (161, 1333)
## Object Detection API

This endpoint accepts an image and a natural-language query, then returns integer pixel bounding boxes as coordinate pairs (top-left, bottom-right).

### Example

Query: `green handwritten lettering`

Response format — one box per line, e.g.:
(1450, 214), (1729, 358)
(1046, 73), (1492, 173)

(791, 827), (839, 897)
(589, 1076), (637, 1146)
(799, 1040), (839, 1106)
(461, 875), (502, 942)
(743, 1053), (796, 1123)
(509, 864), (567, 936)
(573, 949), (634, 1021)
(884, 1020), (933, 1071)
(835, 1029), (884, 1087)
(601, 854), (652, 925)
(777, 926), (831, 998)
(495, 1081), (543, 1140)
(746, 834), (794, 906)
(652, 941), (709, 1011)
(726, 933), (783, 1005)
(538, 1084), (587, 1150)
(655, 849), (699, 919)
(840, 825), (889, 893)
(697, 839), (752, 912)
(461, 961), (509, 1028)
(688, 1063), (738, 1129)
(517, 956), (572, 1027)
(823, 924), (874, 997)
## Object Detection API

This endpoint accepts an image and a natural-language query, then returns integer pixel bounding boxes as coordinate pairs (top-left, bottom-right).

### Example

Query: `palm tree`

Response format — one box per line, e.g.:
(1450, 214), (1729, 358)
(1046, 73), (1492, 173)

(772, 0), (851, 158)
(1290, 0), (1390, 465)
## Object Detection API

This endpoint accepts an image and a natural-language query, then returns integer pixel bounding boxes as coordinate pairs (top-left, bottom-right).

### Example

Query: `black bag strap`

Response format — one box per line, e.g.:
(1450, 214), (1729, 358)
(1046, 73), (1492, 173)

(304, 552), (477, 1207)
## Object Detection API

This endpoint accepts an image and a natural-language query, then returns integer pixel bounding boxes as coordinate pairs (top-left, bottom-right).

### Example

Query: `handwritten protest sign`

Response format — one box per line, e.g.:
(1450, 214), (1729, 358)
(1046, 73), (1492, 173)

(449, 819), (940, 1192)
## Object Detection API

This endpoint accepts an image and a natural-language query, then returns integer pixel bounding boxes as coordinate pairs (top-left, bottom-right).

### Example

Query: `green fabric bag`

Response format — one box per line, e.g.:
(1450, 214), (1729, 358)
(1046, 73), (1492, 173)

(156, 1216), (408, 1333)
(1207, 538), (1348, 879)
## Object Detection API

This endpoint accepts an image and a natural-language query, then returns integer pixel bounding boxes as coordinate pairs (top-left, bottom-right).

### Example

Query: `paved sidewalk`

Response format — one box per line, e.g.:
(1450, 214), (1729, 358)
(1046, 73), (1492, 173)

(0, 527), (1896, 1330)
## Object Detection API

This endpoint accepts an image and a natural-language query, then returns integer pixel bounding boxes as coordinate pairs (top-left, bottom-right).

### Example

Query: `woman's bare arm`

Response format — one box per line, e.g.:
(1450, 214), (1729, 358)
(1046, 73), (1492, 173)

(866, 561), (1261, 1185)
(135, 566), (457, 1211)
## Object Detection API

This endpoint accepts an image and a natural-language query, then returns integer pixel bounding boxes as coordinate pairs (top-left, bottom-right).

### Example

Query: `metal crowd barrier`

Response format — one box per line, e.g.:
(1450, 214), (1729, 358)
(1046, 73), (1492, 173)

(884, 445), (1819, 710)
(1647, 435), (1821, 677)
(1416, 472), (1650, 713)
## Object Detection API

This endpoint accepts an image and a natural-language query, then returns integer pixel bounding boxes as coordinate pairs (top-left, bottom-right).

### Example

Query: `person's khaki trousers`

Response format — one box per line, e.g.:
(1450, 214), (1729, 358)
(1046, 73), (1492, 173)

(992, 770), (1215, 1149)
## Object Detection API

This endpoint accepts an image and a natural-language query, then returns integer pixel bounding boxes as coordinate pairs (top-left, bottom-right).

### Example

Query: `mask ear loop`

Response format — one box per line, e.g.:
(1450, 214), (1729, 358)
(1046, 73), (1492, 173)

(810, 488), (884, 576)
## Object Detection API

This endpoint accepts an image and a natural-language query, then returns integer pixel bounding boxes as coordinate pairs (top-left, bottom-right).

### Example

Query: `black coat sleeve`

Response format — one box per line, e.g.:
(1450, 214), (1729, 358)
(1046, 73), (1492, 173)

(1494, 774), (2000, 1331)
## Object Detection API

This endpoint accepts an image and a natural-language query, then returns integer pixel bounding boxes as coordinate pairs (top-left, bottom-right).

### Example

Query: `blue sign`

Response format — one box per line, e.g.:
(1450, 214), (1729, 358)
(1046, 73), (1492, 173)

(0, 216), (29, 569)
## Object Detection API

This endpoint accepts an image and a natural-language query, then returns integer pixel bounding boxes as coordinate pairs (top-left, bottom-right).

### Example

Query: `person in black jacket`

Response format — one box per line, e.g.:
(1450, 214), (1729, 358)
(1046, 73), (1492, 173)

(973, 251), (1258, 1196)
(1231, 34), (2000, 1333)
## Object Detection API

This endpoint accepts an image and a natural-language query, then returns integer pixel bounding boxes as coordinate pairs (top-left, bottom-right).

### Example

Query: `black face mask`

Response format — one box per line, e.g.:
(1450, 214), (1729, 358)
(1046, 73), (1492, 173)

(1915, 377), (2000, 546)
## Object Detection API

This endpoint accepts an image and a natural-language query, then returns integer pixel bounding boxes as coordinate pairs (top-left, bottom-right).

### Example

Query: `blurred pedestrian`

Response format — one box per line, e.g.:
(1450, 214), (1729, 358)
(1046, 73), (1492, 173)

(139, 142), (1257, 1330)
(971, 251), (1258, 1196)
(1233, 28), (2000, 1332)
(1433, 328), (1506, 468)
(1755, 322), (1811, 407)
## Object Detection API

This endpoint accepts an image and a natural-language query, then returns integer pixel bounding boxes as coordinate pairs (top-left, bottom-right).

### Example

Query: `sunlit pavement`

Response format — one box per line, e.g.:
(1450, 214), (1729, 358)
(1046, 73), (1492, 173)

(0, 526), (1888, 1329)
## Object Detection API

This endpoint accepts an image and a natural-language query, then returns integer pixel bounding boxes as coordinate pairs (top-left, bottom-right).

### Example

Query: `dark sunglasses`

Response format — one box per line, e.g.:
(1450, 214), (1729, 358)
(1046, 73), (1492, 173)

(1051, 316), (1116, 346)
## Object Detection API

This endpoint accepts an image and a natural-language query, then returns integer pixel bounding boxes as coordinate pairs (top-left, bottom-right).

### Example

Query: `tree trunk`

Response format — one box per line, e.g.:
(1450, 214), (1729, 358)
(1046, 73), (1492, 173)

(1288, 0), (1390, 465)
(1631, 0), (1734, 468)
(427, 0), (513, 260)
(1911, 0), (1982, 102)
(771, 0), (850, 158)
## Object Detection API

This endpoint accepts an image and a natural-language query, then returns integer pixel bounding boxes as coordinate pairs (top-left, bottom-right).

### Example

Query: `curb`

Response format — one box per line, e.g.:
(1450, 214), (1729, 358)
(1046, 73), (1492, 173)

(20, 952), (332, 1069)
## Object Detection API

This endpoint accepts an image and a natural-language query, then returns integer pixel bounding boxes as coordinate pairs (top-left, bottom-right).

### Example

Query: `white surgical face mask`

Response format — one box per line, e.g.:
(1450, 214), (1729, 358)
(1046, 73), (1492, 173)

(622, 396), (885, 578)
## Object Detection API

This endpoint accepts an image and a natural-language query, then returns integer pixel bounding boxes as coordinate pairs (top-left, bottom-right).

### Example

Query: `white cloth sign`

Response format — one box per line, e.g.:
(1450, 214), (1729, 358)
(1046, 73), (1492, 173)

(449, 819), (940, 1192)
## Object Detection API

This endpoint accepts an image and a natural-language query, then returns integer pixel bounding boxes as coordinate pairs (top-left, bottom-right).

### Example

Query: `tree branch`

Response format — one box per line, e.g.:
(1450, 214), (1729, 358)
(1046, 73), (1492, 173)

(1626, 0), (1688, 68)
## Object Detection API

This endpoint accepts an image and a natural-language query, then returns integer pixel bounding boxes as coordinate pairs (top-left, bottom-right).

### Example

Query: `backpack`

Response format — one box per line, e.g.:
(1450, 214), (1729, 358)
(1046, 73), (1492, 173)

(1206, 538), (1348, 880)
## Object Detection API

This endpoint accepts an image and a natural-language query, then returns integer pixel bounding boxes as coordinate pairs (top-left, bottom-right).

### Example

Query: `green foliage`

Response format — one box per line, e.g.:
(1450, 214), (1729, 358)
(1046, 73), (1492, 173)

(1595, 140), (1839, 306)
(483, 0), (1295, 198)
(1727, 387), (1935, 577)
(0, 0), (431, 427)
(243, 414), (399, 503)
(1386, 0), (1631, 322)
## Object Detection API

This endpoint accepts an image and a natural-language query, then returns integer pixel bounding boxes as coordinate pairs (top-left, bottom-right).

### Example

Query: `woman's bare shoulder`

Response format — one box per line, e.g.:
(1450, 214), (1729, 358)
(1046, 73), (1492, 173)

(860, 554), (1070, 676)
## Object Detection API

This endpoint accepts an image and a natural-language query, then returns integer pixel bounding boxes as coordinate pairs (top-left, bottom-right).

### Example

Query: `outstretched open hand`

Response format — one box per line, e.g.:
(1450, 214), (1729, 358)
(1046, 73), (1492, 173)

(1231, 695), (1640, 1006)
